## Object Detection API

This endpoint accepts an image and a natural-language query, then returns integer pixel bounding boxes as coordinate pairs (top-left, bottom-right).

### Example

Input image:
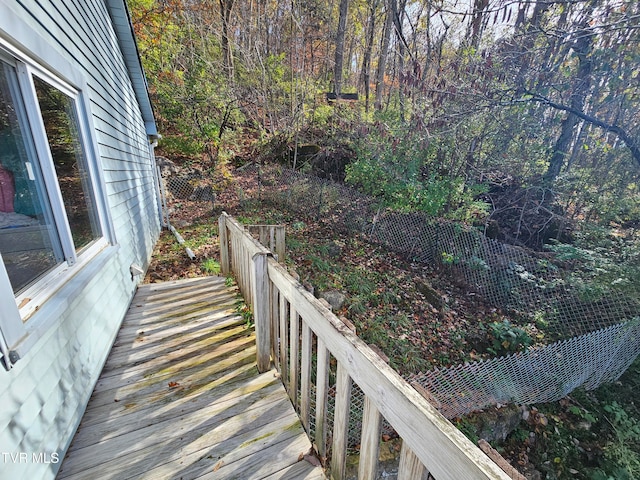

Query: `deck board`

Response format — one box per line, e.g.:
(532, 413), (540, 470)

(57, 276), (325, 480)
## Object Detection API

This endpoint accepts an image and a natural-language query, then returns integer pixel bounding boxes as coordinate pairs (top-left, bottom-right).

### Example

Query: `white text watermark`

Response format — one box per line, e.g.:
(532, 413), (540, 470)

(1, 452), (60, 464)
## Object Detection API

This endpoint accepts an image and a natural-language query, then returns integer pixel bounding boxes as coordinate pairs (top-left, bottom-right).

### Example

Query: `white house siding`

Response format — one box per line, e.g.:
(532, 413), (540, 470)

(0, 1), (160, 479)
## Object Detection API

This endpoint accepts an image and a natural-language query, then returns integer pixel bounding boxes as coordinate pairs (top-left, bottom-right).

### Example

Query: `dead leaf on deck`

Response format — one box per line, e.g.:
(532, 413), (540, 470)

(303, 454), (322, 467)
(301, 447), (322, 467)
(168, 381), (180, 388)
(212, 461), (223, 471)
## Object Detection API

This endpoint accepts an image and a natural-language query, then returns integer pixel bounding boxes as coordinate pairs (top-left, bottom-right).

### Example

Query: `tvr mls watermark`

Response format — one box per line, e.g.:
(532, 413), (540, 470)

(2, 452), (60, 464)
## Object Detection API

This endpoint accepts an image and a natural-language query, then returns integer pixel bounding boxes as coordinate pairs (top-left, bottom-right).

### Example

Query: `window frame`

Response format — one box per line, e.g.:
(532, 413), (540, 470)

(0, 26), (116, 366)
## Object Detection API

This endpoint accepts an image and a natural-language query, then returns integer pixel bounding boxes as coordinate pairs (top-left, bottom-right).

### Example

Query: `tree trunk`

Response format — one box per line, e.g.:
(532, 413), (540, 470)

(466, 0), (489, 49)
(544, 22), (594, 184)
(360, 0), (379, 112)
(219, 0), (234, 78)
(333, 0), (350, 96)
(375, 1), (393, 110)
(390, 0), (408, 121)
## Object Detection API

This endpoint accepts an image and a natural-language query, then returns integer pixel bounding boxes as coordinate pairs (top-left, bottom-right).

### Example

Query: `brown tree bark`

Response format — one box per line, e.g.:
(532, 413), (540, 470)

(544, 21), (594, 183)
(375, 0), (393, 110)
(219, 0), (235, 78)
(333, 0), (350, 96)
(359, 0), (380, 112)
(466, 0), (489, 49)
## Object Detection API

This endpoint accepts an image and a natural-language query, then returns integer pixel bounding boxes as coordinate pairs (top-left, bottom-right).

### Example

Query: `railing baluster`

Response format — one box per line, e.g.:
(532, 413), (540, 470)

(315, 338), (329, 462)
(279, 294), (289, 387)
(330, 362), (352, 480)
(398, 442), (426, 480)
(289, 306), (300, 408)
(300, 321), (312, 431)
(358, 395), (382, 480)
(270, 282), (280, 371)
(259, 225), (268, 246)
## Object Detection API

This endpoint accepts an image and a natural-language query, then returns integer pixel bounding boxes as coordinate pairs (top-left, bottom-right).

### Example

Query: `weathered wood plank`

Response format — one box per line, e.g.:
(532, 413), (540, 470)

(279, 293), (289, 386)
(289, 306), (300, 407)
(358, 396), (382, 480)
(77, 361), (259, 430)
(398, 442), (426, 480)
(252, 252), (271, 372)
(121, 292), (239, 324)
(89, 335), (257, 403)
(58, 276), (325, 480)
(60, 390), (292, 478)
(330, 362), (352, 480)
(275, 225), (286, 262)
(69, 369), (279, 449)
(219, 213), (230, 274)
(270, 280), (280, 369)
(300, 322), (313, 432)
(315, 338), (329, 460)
(100, 317), (249, 377)
(194, 429), (312, 479)
(262, 458), (328, 480)
(140, 414), (310, 480)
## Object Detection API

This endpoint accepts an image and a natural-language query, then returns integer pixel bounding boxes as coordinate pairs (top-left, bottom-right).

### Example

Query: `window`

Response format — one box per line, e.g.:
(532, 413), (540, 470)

(0, 45), (111, 338)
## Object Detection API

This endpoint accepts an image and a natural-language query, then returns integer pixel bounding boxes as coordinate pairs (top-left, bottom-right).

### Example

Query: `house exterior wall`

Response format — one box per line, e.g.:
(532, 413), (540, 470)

(0, 1), (160, 478)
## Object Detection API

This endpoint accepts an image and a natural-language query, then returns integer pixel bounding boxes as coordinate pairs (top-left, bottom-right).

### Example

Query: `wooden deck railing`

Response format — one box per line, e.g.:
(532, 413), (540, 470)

(218, 212), (510, 480)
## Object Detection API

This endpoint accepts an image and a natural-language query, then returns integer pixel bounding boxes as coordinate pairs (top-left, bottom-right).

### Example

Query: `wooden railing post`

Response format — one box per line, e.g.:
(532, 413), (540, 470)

(219, 213), (230, 275)
(398, 442), (426, 480)
(252, 252), (271, 372)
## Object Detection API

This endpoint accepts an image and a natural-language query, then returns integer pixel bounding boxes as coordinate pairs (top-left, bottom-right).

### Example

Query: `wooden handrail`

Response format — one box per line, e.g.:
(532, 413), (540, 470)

(219, 212), (511, 480)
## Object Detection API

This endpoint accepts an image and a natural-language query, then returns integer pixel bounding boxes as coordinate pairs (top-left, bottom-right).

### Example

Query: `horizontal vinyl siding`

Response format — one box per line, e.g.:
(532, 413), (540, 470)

(0, 1), (160, 479)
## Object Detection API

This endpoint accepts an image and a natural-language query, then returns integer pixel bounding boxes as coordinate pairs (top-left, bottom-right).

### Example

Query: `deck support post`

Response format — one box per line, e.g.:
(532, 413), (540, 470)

(252, 252), (271, 372)
(219, 213), (230, 275)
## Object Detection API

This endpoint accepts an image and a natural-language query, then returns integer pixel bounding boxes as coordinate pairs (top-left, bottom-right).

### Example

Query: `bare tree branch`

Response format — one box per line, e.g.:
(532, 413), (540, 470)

(523, 91), (640, 169)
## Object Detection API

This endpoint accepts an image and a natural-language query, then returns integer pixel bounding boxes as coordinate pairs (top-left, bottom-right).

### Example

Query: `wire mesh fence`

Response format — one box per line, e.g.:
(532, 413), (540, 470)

(160, 161), (640, 427)
(239, 164), (640, 418)
(156, 156), (218, 227)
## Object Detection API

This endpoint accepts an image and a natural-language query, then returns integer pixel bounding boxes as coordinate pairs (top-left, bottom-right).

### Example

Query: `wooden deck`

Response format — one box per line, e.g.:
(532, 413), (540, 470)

(57, 276), (325, 480)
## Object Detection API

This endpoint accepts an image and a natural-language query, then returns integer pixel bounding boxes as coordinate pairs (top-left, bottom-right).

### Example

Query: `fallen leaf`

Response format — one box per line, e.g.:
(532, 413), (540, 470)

(303, 454), (322, 467)
(212, 461), (223, 472)
(168, 381), (180, 388)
